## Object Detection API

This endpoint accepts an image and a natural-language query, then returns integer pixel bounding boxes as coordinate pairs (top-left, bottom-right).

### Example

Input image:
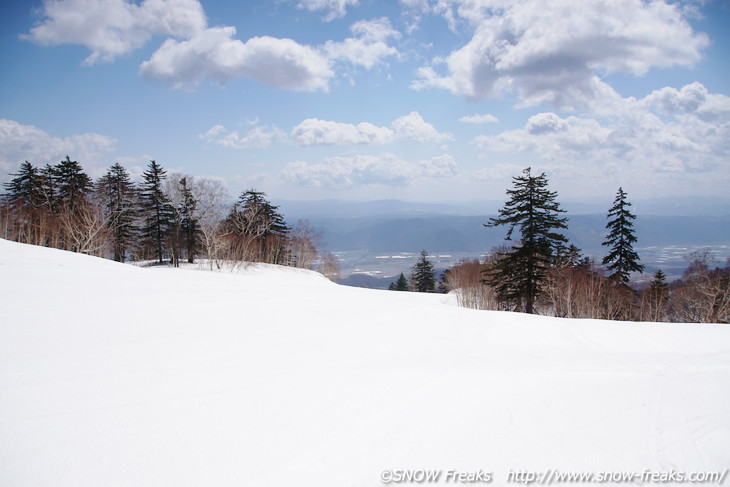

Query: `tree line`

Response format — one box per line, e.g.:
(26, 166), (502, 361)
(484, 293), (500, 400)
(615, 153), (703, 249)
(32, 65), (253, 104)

(0, 158), (339, 278)
(2, 160), (726, 322)
(390, 168), (729, 324)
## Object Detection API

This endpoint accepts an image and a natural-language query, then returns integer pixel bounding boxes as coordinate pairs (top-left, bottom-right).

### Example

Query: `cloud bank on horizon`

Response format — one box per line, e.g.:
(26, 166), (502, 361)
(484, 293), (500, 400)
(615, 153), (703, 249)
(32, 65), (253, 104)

(1, 0), (728, 204)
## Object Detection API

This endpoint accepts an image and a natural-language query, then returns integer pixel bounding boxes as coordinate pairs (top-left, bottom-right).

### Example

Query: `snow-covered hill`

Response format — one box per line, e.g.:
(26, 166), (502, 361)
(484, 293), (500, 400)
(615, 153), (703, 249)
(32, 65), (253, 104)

(1, 239), (728, 486)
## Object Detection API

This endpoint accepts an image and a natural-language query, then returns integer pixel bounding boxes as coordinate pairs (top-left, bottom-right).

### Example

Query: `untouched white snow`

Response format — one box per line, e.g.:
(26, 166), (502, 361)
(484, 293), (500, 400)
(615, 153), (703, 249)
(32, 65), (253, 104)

(1, 238), (729, 486)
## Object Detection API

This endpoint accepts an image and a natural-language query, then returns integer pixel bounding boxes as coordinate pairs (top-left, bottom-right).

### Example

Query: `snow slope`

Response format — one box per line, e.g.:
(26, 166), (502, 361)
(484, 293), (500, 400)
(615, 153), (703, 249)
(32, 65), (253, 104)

(1, 238), (728, 486)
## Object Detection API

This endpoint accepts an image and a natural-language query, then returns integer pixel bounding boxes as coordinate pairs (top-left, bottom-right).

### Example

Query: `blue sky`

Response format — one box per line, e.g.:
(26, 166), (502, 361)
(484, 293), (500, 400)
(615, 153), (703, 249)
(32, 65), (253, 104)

(1, 0), (729, 206)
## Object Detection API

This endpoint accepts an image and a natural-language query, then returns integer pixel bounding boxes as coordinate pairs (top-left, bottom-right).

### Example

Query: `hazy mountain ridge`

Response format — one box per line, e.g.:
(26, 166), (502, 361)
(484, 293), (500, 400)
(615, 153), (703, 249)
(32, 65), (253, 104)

(296, 210), (730, 288)
(279, 197), (730, 219)
(307, 214), (730, 255)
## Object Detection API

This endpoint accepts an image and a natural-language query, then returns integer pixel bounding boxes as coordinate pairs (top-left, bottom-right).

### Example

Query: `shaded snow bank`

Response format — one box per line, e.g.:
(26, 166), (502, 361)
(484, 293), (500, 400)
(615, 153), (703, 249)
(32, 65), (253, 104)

(0, 239), (728, 487)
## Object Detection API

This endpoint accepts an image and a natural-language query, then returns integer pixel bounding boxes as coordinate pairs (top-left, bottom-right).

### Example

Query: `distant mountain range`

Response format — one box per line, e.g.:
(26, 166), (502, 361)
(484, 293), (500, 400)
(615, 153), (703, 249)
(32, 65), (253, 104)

(278, 196), (730, 219)
(276, 199), (730, 288)
(296, 214), (729, 255)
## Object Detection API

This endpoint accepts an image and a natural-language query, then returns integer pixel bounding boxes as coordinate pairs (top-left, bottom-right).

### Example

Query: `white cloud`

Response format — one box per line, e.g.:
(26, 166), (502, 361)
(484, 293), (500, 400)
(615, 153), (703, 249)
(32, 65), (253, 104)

(642, 82), (730, 122)
(25, 0), (383, 91)
(479, 113), (612, 154)
(139, 27), (334, 91)
(412, 0), (709, 108)
(524, 113), (570, 135)
(475, 83), (730, 184)
(291, 111), (452, 146)
(281, 153), (457, 188)
(324, 18), (400, 69)
(418, 154), (458, 178)
(293, 0), (359, 21)
(291, 119), (394, 146)
(391, 111), (453, 143)
(24, 0), (207, 64)
(199, 123), (286, 149)
(459, 113), (499, 124)
(0, 119), (117, 179)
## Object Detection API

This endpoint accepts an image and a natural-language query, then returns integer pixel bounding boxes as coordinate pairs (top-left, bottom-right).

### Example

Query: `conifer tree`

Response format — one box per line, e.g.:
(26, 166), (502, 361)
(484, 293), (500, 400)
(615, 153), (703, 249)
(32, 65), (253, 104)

(2, 161), (44, 210)
(54, 156), (93, 213)
(554, 243), (590, 269)
(643, 269), (669, 321)
(602, 187), (644, 283)
(38, 163), (59, 215)
(97, 163), (138, 262)
(227, 189), (289, 263)
(484, 167), (568, 314)
(1, 161), (46, 243)
(389, 272), (409, 291)
(49, 157), (96, 252)
(140, 160), (174, 263)
(412, 250), (436, 292)
(178, 177), (200, 264)
(396, 272), (409, 291)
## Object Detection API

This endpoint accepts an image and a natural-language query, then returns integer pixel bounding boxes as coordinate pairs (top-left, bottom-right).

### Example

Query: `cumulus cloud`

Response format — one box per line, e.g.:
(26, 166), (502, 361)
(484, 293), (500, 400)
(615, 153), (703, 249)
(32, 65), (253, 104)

(142, 16), (403, 90)
(293, 0), (359, 21)
(479, 113), (611, 154)
(323, 17), (400, 69)
(475, 83), (730, 177)
(291, 119), (394, 146)
(412, 0), (709, 108)
(26, 0), (338, 91)
(199, 123), (287, 149)
(291, 111), (452, 145)
(391, 111), (454, 143)
(642, 82), (730, 122)
(140, 27), (334, 91)
(281, 153), (457, 188)
(0, 119), (117, 178)
(459, 113), (498, 124)
(24, 0), (207, 64)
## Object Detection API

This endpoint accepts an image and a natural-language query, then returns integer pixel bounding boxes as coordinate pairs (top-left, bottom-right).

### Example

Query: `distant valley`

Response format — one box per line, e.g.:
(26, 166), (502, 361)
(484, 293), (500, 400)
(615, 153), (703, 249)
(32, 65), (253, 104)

(278, 200), (730, 288)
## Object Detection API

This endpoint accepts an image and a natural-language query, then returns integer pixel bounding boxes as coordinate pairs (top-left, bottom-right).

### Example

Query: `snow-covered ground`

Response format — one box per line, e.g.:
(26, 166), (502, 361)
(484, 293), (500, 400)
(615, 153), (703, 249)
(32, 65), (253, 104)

(1, 238), (728, 486)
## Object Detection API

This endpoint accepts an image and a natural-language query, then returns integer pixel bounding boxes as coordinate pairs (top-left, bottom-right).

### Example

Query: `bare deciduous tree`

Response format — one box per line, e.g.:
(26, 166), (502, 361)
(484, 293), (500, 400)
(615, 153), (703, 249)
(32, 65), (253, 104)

(59, 199), (111, 256)
(445, 258), (498, 310)
(288, 219), (321, 269)
(319, 252), (340, 282)
(671, 251), (730, 323)
(191, 177), (229, 269)
(639, 270), (669, 322)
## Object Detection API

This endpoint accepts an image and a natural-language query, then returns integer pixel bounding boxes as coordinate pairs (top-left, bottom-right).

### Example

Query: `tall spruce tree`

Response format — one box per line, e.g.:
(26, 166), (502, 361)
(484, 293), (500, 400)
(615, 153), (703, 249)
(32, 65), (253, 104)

(178, 177), (200, 264)
(54, 156), (93, 213)
(1, 162), (46, 243)
(602, 187), (644, 283)
(412, 250), (436, 293)
(97, 163), (138, 262)
(484, 167), (568, 314)
(38, 163), (59, 215)
(2, 161), (44, 210)
(140, 160), (174, 263)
